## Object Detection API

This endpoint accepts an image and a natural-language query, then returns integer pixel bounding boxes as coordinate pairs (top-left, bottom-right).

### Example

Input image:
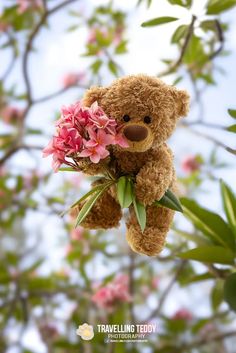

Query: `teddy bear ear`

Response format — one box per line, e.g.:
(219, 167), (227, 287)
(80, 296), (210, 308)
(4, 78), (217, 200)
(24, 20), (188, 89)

(172, 88), (190, 118)
(83, 86), (108, 107)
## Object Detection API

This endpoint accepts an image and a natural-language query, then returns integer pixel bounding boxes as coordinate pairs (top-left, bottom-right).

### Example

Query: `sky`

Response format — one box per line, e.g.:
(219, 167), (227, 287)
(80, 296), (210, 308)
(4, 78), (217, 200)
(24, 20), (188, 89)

(1, 1), (236, 351)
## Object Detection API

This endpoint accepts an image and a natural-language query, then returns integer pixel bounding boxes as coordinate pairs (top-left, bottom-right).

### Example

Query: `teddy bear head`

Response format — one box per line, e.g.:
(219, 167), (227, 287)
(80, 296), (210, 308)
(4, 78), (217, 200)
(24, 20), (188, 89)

(83, 75), (190, 152)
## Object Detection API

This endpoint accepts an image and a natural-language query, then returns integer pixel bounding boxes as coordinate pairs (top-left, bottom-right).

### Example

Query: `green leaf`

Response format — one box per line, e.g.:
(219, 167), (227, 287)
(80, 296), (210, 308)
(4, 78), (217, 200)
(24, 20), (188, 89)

(171, 25), (188, 43)
(200, 20), (217, 33)
(226, 124), (236, 133)
(132, 197), (146, 232)
(178, 246), (235, 265)
(137, 0), (153, 7)
(173, 76), (183, 85)
(192, 318), (212, 334)
(26, 128), (43, 135)
(154, 189), (183, 212)
(141, 16), (178, 27)
(198, 73), (215, 85)
(90, 59), (103, 74)
(117, 176), (133, 208)
(228, 109), (236, 118)
(211, 279), (224, 311)
(108, 60), (118, 76)
(174, 228), (210, 246)
(61, 181), (113, 216)
(206, 0), (236, 14)
(220, 180), (236, 234)
(67, 24), (79, 32)
(75, 183), (112, 227)
(183, 272), (215, 285)
(59, 167), (75, 172)
(183, 35), (207, 65)
(224, 273), (236, 311)
(168, 0), (192, 8)
(181, 198), (235, 249)
(115, 40), (128, 54)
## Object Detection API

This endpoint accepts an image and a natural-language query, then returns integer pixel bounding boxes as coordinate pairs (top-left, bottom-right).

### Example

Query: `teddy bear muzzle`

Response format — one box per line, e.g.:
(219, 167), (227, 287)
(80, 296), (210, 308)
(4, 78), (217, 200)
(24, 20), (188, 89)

(123, 125), (148, 142)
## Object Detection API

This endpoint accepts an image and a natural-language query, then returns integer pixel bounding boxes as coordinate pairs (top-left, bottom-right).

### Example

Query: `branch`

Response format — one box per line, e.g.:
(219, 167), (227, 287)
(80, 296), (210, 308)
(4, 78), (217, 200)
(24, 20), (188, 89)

(146, 260), (186, 321)
(128, 250), (136, 323)
(0, 33), (17, 82)
(209, 20), (224, 60)
(22, 0), (80, 105)
(158, 15), (197, 77)
(181, 330), (236, 351)
(33, 84), (89, 104)
(181, 125), (236, 156)
(182, 121), (226, 131)
(0, 144), (44, 167)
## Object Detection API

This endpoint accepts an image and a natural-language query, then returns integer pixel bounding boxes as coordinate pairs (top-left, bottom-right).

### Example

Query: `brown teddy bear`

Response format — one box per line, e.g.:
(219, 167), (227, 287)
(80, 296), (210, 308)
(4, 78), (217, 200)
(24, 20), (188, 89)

(74, 74), (189, 256)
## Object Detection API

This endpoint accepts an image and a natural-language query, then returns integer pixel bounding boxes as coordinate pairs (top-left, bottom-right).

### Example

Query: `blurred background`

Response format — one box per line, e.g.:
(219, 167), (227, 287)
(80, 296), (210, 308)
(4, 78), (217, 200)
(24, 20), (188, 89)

(1, 0), (236, 352)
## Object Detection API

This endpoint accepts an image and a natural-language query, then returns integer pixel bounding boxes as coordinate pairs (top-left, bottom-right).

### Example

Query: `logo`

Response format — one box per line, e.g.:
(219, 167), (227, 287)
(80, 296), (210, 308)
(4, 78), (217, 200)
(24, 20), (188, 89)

(76, 323), (94, 340)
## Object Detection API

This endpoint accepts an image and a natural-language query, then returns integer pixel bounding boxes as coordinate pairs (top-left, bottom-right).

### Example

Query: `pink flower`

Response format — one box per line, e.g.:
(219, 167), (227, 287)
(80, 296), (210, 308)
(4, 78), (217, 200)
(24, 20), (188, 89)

(43, 138), (66, 172)
(71, 227), (84, 241)
(111, 274), (132, 302)
(43, 128), (82, 171)
(92, 274), (131, 310)
(17, 0), (43, 13)
(172, 309), (193, 321)
(88, 101), (117, 130)
(43, 100), (128, 171)
(62, 72), (86, 89)
(92, 287), (114, 308)
(110, 132), (129, 148)
(59, 102), (90, 130)
(181, 155), (201, 174)
(86, 128), (114, 148)
(114, 25), (124, 45)
(79, 145), (109, 163)
(151, 276), (159, 289)
(1, 106), (24, 125)
(87, 29), (97, 44)
(57, 127), (83, 154)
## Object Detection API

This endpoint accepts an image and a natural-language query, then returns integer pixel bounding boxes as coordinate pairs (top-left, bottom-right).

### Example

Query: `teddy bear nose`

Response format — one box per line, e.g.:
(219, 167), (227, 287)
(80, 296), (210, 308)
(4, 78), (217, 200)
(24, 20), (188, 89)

(123, 125), (148, 142)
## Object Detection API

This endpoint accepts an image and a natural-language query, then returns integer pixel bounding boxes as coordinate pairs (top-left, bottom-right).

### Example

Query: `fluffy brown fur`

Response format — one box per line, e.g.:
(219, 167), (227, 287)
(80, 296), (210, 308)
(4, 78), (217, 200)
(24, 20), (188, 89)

(74, 74), (190, 256)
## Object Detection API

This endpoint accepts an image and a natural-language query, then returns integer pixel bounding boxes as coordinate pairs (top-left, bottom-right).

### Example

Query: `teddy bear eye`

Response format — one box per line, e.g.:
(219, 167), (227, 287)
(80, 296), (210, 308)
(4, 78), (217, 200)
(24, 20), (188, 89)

(144, 116), (151, 124)
(123, 115), (130, 122)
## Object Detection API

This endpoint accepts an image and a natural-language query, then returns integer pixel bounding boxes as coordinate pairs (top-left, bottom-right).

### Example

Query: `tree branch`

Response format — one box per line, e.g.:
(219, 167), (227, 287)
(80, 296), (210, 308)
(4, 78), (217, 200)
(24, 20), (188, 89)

(22, 0), (80, 105)
(33, 84), (89, 104)
(158, 15), (197, 77)
(146, 260), (186, 321)
(181, 125), (236, 156)
(181, 330), (236, 351)
(0, 144), (44, 167)
(209, 19), (224, 60)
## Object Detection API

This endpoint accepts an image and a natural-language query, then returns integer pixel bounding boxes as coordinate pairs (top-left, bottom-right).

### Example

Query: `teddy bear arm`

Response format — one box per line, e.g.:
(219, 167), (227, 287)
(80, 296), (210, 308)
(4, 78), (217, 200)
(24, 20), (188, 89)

(135, 148), (174, 205)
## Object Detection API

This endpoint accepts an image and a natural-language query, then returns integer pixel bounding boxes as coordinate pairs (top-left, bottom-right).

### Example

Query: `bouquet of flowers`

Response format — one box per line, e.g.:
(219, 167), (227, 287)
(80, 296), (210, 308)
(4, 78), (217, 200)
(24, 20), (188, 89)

(43, 101), (182, 232)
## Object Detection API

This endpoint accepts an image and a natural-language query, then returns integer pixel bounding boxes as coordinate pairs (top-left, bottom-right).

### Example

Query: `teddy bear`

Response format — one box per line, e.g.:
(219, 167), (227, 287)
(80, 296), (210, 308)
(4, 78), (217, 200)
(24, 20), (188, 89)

(73, 74), (189, 256)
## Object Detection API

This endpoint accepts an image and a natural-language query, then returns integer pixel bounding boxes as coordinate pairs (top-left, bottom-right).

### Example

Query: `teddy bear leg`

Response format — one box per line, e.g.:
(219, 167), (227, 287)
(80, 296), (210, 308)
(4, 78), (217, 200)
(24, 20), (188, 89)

(72, 190), (122, 229)
(126, 205), (174, 256)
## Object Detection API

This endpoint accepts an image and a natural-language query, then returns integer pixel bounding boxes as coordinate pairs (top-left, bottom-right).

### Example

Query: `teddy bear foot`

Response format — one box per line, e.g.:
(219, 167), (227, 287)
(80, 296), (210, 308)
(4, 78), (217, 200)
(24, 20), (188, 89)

(126, 225), (167, 256)
(126, 204), (174, 256)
